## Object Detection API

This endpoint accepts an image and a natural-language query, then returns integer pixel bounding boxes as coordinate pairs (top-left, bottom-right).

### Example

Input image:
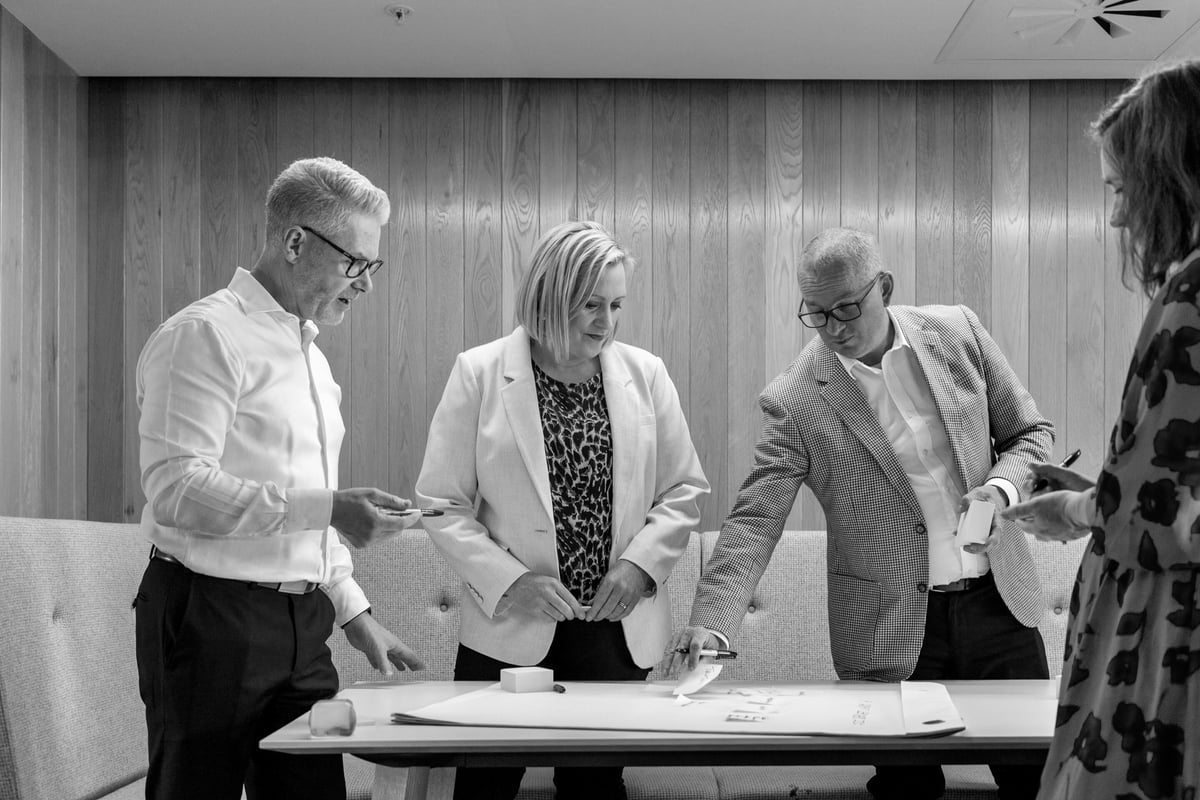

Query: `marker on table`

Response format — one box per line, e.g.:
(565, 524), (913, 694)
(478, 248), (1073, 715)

(674, 648), (738, 660)
(1031, 449), (1082, 494)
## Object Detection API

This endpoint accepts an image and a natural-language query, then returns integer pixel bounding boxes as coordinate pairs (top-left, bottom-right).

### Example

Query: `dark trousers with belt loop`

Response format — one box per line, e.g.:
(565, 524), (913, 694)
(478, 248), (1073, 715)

(868, 571), (1049, 800)
(134, 554), (345, 800)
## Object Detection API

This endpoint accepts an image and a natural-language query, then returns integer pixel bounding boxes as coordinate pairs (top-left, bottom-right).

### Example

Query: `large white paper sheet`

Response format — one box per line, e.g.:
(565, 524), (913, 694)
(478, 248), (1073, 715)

(391, 681), (965, 737)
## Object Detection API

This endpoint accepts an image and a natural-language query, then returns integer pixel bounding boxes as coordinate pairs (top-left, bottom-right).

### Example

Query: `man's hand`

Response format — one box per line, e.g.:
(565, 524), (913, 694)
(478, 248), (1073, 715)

(342, 611), (426, 677)
(586, 560), (652, 622)
(494, 573), (585, 622)
(958, 484), (1007, 554)
(664, 626), (721, 676)
(1000, 490), (1093, 543)
(331, 488), (421, 548)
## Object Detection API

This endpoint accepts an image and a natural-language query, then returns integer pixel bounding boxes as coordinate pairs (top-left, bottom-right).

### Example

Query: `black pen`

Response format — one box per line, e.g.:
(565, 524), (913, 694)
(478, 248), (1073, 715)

(674, 648), (738, 660)
(1031, 449), (1081, 493)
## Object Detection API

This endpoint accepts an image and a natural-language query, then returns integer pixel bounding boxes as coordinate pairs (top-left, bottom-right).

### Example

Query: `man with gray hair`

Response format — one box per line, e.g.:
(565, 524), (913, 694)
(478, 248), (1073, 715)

(134, 157), (425, 799)
(672, 227), (1054, 799)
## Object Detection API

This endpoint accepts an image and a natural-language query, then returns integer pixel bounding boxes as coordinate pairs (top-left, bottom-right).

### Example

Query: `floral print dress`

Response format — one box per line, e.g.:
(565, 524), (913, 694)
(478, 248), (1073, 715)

(1038, 253), (1200, 800)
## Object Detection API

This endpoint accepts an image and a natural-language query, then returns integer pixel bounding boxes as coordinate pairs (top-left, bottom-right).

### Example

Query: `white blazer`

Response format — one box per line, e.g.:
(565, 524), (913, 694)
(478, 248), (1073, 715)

(416, 327), (710, 668)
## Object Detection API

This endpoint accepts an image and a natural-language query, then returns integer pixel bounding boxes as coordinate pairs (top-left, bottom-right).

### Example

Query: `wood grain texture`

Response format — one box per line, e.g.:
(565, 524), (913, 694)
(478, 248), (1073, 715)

(387, 79), (429, 499)
(501, 80), (538, 336)
(991, 81), (1030, 384)
(614, 80), (654, 352)
(1028, 81), (1070, 462)
(464, 79), (503, 351)
(1065, 81), (1107, 479)
(237, 79), (276, 268)
(348, 79), (390, 490)
(39, 43), (59, 515)
(840, 81), (879, 236)
(538, 79), (577, 231)
(122, 81), (163, 522)
(0, 8), (24, 516)
(652, 80), (691, 412)
(576, 80), (615, 233)
(726, 81), (765, 509)
(20, 28), (42, 515)
(87, 79), (125, 523)
(878, 81), (916, 308)
(162, 79), (201, 317)
(953, 82), (992, 326)
(688, 80), (728, 529)
(915, 82), (954, 307)
(764, 82), (804, 382)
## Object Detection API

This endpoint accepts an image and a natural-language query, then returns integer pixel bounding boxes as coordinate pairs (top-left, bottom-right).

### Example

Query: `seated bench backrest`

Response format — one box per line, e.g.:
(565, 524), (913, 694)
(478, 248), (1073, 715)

(0, 517), (148, 800)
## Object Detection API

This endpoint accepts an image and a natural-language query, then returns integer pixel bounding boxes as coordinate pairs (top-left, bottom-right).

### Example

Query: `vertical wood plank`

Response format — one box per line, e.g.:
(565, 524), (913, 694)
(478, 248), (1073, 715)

(840, 81), (879, 236)
(501, 79), (538, 335)
(915, 82), (954, 306)
(56, 57), (83, 518)
(1028, 81), (1069, 460)
(162, 79), (201, 317)
(275, 78), (315, 172)
(614, 80), (653, 352)
(991, 81), (1030, 384)
(464, 79), (503, 349)
(349, 79), (390, 489)
(798, 80), (841, 530)
(689, 80), (728, 529)
(878, 81), (917, 307)
(651, 80), (690, 411)
(764, 81), (804, 380)
(727, 81), (765, 512)
(387, 79), (428, 498)
(426, 79), (465, 427)
(576, 79), (615, 233)
(538, 79), (576, 230)
(74, 78), (89, 518)
(312, 79), (354, 485)
(953, 82), (992, 326)
(40, 43), (60, 516)
(198, 79), (238, 298)
(0, 9), (25, 516)
(88, 80), (125, 522)
(122, 81), (163, 522)
(238, 79), (276, 267)
(21, 29), (43, 515)
(1065, 81), (1107, 479)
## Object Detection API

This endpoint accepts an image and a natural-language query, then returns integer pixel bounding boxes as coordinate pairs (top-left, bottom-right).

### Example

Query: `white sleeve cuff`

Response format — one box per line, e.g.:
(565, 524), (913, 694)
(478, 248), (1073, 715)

(985, 477), (1019, 508)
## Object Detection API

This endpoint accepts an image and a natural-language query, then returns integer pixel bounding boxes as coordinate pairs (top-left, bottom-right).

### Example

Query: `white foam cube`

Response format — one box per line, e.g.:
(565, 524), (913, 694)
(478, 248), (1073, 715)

(500, 666), (554, 693)
(956, 499), (995, 546)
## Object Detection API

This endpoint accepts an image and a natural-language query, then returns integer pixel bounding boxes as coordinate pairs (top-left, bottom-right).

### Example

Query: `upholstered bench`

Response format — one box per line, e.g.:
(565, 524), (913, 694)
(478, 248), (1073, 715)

(0, 517), (1087, 800)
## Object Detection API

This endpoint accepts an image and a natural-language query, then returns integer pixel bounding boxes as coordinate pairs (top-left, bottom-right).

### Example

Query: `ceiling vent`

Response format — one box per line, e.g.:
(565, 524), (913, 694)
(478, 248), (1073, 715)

(1011, 0), (1170, 45)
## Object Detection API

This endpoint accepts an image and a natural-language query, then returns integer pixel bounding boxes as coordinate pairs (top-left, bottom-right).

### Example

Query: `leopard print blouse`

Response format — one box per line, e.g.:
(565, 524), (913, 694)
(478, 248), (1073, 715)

(532, 361), (614, 604)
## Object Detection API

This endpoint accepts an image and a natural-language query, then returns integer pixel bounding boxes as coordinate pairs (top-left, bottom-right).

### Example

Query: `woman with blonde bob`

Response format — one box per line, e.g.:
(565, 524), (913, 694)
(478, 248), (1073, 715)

(417, 220), (710, 800)
(1001, 59), (1200, 799)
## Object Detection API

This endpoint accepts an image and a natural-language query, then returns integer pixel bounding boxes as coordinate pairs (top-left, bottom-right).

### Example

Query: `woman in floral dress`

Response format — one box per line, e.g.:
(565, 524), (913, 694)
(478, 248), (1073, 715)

(1001, 60), (1200, 800)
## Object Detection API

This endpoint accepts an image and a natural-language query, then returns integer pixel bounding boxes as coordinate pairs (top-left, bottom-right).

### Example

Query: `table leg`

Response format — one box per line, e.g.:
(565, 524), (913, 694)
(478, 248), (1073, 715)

(372, 765), (454, 800)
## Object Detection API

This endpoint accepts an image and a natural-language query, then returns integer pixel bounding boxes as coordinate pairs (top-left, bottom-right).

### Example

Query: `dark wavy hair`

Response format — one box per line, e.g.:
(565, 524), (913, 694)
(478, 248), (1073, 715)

(1092, 60), (1200, 295)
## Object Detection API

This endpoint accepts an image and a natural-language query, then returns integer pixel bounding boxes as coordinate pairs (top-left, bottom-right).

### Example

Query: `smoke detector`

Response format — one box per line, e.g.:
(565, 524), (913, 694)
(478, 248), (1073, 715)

(386, 4), (414, 25)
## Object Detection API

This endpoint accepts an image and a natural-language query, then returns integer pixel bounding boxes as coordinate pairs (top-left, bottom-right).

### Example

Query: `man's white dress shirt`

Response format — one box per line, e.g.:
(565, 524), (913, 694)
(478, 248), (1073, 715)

(137, 267), (368, 624)
(836, 311), (1016, 587)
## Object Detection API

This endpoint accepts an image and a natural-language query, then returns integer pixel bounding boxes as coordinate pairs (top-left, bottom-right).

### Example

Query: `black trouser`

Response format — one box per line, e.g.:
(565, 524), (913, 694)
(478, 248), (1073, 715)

(452, 620), (651, 800)
(868, 572), (1049, 800)
(135, 557), (345, 800)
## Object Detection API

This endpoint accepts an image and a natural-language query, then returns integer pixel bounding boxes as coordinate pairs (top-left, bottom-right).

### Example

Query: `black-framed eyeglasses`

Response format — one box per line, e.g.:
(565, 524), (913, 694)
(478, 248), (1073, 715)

(797, 272), (883, 329)
(300, 225), (383, 279)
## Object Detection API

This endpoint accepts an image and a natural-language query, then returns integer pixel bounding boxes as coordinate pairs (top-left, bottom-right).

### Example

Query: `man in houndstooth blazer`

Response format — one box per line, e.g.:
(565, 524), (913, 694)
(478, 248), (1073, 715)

(673, 228), (1054, 800)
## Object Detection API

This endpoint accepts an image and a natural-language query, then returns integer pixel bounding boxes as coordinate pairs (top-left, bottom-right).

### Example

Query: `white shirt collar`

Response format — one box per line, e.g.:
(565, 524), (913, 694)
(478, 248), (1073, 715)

(834, 308), (907, 375)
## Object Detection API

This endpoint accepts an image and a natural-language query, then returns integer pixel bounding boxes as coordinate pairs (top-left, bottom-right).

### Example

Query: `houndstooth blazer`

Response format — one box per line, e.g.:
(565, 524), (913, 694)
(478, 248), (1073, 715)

(691, 304), (1054, 681)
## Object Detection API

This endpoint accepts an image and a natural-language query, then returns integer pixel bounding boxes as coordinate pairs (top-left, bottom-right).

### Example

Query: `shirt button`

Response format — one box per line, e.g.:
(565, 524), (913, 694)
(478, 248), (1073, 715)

(439, 603), (450, 613)
(917, 582), (928, 593)
(747, 604), (757, 614)
(1053, 606), (1063, 615)
(915, 524), (927, 534)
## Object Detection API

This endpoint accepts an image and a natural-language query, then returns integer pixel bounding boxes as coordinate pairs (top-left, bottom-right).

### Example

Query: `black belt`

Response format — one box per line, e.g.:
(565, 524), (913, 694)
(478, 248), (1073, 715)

(150, 546), (320, 595)
(930, 571), (993, 593)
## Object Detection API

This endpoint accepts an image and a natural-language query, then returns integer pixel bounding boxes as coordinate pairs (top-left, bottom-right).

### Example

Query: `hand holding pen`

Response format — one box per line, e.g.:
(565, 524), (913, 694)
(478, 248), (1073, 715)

(1028, 449), (1092, 495)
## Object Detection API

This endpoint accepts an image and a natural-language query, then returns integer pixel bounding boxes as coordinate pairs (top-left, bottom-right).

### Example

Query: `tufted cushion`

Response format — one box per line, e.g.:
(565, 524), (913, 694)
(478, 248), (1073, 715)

(0, 516), (148, 800)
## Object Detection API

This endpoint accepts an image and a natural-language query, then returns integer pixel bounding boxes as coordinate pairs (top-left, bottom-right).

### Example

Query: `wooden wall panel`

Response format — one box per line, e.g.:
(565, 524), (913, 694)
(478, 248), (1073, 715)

(0, 9), (89, 520)
(82, 76), (1134, 542)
